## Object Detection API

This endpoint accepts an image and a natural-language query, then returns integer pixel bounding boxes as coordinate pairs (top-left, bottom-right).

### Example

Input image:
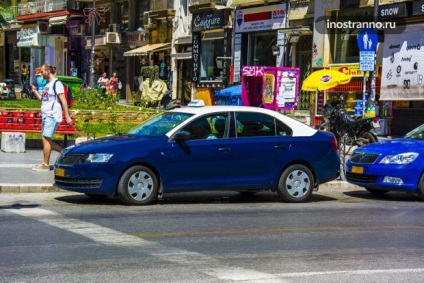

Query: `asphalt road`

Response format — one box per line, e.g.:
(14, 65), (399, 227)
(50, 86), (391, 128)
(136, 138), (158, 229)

(1, 190), (424, 283)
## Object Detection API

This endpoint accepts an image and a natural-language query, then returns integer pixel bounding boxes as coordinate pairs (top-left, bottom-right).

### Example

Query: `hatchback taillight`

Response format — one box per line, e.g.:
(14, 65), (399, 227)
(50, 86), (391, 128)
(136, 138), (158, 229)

(331, 136), (338, 152)
(2, 85), (6, 90)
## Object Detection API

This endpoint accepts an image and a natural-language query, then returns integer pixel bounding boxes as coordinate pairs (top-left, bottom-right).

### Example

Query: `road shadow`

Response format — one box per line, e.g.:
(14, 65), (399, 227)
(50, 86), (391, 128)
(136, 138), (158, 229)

(344, 190), (422, 202)
(0, 203), (39, 210)
(55, 191), (337, 206)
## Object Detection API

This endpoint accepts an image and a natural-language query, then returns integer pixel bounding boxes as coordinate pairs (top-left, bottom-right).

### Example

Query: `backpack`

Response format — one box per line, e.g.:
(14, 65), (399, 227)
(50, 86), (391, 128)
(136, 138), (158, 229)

(53, 80), (74, 108)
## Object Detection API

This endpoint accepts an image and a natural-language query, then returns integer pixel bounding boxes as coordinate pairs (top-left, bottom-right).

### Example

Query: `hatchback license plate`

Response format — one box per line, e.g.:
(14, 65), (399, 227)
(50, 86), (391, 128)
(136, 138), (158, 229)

(55, 168), (65, 177)
(351, 166), (363, 174)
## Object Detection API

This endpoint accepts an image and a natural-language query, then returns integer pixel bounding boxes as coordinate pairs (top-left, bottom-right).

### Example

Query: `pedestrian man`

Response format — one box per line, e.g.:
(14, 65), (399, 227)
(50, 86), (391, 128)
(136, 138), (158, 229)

(30, 63), (73, 171)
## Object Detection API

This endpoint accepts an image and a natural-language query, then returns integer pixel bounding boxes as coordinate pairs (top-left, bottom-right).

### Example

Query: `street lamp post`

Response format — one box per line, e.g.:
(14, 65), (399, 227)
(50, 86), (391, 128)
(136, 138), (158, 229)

(89, 0), (96, 88)
(369, 0), (379, 104)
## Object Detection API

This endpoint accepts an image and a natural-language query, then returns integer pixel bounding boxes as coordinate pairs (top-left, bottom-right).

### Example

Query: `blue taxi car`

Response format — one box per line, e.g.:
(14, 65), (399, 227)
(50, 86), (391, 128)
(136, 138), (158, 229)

(346, 124), (424, 199)
(54, 103), (340, 205)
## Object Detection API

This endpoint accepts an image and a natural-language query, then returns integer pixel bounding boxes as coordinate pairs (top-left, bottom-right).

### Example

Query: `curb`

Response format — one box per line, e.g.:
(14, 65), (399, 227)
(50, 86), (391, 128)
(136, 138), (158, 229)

(0, 184), (62, 193)
(0, 181), (361, 194)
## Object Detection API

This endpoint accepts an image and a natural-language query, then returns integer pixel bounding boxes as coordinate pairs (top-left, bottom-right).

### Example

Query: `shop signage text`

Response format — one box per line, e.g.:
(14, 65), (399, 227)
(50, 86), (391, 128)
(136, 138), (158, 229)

(235, 4), (286, 33)
(192, 32), (201, 82)
(379, 3), (407, 19)
(126, 31), (147, 46)
(192, 10), (224, 32)
(412, 0), (424, 16)
(330, 64), (374, 77)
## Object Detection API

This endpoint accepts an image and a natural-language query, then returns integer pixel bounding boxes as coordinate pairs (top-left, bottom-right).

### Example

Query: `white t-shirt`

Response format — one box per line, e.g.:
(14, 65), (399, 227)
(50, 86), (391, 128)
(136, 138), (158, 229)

(98, 77), (109, 88)
(40, 79), (65, 122)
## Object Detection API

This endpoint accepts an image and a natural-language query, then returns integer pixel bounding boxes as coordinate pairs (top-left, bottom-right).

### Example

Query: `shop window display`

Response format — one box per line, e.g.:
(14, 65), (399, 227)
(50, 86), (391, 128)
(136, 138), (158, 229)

(200, 34), (224, 81)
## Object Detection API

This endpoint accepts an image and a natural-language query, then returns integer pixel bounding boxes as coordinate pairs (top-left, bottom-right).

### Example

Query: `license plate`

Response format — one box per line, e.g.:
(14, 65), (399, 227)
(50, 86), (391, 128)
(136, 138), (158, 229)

(351, 166), (363, 174)
(55, 168), (65, 177)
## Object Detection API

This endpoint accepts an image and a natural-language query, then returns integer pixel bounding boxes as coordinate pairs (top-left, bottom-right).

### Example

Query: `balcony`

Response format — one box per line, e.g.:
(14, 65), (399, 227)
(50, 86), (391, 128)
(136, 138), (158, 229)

(151, 0), (174, 11)
(17, 0), (67, 16)
(189, 0), (227, 5)
(148, 0), (175, 20)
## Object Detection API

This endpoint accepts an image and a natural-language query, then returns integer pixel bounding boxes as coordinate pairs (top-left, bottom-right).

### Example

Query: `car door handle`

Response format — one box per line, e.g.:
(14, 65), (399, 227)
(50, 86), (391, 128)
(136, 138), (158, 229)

(274, 144), (285, 149)
(218, 147), (230, 152)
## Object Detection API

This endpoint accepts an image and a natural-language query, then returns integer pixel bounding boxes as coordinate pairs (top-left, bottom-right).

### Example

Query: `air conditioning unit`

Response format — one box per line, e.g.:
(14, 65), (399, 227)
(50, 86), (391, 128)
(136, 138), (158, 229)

(108, 24), (120, 32)
(106, 32), (121, 44)
(37, 21), (50, 34)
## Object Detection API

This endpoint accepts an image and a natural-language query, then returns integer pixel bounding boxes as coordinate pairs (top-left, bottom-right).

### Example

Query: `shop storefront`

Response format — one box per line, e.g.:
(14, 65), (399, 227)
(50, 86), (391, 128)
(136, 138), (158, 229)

(67, 21), (87, 81)
(378, 0), (424, 135)
(16, 24), (48, 85)
(381, 22), (424, 135)
(233, 4), (287, 83)
(191, 9), (232, 105)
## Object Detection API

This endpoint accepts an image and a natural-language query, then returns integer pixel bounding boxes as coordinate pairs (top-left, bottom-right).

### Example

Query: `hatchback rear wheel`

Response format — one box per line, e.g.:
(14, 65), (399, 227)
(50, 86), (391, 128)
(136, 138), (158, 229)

(416, 173), (424, 200)
(277, 164), (314, 203)
(118, 165), (158, 205)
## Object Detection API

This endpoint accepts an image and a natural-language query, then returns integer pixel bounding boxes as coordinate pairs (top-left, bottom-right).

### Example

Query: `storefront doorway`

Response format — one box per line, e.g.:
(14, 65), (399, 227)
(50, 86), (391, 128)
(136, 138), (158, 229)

(176, 59), (192, 105)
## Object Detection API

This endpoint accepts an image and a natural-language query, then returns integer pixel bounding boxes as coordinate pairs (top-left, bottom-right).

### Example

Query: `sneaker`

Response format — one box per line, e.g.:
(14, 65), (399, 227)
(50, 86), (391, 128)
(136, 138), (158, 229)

(32, 164), (51, 171)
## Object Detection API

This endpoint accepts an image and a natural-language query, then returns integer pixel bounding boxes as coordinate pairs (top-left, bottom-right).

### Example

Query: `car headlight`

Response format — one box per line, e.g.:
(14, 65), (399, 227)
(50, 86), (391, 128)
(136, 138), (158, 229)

(83, 153), (114, 163)
(379, 152), (419, 164)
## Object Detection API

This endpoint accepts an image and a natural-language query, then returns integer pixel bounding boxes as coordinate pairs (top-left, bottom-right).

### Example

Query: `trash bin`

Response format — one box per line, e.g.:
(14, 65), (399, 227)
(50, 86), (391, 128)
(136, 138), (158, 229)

(56, 76), (83, 94)
(3, 79), (16, 99)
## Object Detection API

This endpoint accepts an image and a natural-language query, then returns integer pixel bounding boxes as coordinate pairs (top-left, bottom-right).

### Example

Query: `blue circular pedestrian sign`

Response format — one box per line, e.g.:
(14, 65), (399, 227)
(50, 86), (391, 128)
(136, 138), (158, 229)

(357, 28), (378, 52)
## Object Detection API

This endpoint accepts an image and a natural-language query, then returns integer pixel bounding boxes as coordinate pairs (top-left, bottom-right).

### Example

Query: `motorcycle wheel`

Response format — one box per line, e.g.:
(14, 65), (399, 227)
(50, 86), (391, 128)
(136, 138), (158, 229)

(360, 132), (378, 145)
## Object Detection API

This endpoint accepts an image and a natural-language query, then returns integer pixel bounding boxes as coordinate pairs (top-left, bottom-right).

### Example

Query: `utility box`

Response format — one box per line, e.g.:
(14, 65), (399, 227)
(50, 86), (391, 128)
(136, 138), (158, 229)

(1, 132), (26, 153)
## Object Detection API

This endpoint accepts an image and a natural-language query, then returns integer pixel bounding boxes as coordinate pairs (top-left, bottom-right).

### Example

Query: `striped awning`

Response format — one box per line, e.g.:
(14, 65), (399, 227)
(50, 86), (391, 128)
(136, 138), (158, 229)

(123, 43), (171, 57)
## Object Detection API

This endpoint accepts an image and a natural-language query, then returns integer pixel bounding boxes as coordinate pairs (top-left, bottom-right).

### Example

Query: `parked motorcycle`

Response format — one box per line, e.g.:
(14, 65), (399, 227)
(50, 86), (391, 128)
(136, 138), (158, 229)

(317, 100), (380, 180)
(159, 90), (181, 110)
(317, 101), (379, 147)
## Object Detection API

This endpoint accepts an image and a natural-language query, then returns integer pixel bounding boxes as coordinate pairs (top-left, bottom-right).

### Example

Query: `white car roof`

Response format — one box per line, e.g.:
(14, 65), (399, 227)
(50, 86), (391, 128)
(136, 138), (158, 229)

(169, 106), (317, 137)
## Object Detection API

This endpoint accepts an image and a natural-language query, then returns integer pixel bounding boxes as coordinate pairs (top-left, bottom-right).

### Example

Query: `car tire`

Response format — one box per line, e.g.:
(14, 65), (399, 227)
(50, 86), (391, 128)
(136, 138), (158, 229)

(360, 132), (378, 145)
(365, 187), (389, 194)
(117, 165), (158, 205)
(416, 173), (424, 200)
(277, 164), (314, 203)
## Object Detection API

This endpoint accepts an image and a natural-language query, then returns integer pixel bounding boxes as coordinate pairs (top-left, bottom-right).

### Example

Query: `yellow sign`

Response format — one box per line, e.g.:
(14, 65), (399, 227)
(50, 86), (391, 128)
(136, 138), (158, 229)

(330, 64), (379, 77)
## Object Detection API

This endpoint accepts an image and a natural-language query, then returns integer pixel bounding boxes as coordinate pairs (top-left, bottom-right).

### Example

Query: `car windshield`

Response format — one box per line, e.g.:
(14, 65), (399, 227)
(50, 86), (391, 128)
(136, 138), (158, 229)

(127, 112), (194, 137)
(405, 124), (424, 140)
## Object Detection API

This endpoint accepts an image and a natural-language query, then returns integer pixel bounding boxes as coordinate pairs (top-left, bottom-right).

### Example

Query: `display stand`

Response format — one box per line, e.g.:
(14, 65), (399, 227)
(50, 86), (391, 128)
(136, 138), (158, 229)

(241, 66), (300, 110)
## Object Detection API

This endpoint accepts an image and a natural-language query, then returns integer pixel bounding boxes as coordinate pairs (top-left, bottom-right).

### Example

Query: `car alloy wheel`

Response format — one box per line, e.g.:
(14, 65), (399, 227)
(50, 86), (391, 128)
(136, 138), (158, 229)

(118, 165), (158, 205)
(277, 164), (314, 203)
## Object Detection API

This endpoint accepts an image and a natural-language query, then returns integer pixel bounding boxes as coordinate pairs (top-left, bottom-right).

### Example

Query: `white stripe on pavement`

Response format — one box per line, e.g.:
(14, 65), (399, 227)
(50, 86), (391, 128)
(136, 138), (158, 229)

(7, 207), (424, 282)
(5, 207), (289, 282)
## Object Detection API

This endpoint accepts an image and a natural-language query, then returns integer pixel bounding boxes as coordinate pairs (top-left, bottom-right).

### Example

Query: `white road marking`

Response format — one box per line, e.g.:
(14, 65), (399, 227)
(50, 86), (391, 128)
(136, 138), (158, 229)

(5, 207), (289, 282)
(276, 268), (424, 277)
(6, 207), (424, 282)
(0, 164), (32, 168)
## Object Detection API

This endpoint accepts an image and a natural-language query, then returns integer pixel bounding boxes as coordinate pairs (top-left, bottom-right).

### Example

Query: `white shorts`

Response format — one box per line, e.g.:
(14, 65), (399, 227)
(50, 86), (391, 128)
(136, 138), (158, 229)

(42, 115), (60, 138)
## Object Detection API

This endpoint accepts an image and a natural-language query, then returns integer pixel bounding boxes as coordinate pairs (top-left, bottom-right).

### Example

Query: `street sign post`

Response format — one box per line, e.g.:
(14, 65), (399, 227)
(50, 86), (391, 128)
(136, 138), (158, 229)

(357, 28), (378, 118)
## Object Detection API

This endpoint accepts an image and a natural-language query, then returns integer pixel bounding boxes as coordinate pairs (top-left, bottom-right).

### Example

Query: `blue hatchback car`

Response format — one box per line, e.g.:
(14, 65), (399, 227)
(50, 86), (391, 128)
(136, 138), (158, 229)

(54, 105), (340, 205)
(346, 124), (424, 198)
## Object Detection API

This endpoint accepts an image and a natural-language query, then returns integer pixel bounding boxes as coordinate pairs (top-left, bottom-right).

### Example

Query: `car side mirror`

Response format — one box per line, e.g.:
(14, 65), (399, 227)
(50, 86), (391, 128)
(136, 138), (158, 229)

(173, 131), (192, 142)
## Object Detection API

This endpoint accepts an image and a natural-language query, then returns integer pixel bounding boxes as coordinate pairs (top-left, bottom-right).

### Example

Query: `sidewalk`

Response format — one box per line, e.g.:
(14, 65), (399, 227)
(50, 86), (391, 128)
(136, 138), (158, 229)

(0, 149), (62, 193)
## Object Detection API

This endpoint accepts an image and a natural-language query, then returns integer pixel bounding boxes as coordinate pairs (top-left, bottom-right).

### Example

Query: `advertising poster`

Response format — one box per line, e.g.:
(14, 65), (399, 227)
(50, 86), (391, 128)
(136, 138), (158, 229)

(381, 24), (424, 100)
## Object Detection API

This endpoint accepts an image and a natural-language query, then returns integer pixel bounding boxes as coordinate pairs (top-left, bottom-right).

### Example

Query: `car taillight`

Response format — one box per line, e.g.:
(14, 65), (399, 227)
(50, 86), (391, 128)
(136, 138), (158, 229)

(331, 136), (338, 152)
(373, 117), (379, 123)
(2, 85), (6, 90)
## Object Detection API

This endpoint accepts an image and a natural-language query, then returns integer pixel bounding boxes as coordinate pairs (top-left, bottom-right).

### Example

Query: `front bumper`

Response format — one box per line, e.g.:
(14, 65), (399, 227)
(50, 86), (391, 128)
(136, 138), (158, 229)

(345, 162), (419, 192)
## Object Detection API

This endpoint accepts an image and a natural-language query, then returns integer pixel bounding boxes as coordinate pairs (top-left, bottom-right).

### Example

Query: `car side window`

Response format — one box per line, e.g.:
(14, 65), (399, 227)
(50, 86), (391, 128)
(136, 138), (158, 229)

(276, 120), (293, 136)
(235, 112), (276, 137)
(180, 113), (229, 140)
